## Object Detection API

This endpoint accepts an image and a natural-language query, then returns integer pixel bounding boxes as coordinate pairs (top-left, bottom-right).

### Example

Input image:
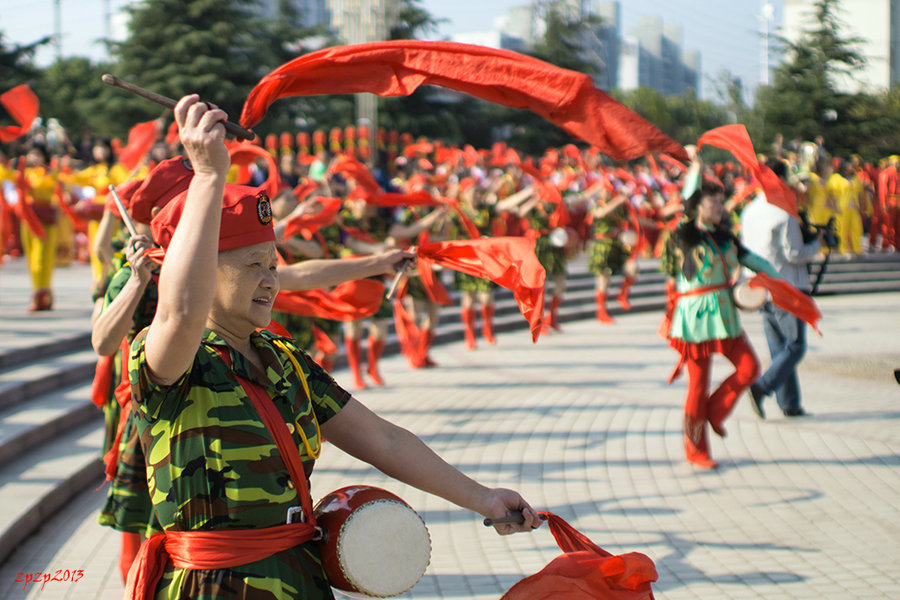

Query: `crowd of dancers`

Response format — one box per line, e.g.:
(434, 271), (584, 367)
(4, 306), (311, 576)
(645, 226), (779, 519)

(1, 113), (897, 587)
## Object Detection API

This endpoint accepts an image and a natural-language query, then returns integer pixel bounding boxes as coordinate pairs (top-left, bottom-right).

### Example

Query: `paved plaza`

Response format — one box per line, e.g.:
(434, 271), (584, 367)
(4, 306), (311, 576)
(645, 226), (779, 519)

(0, 256), (898, 599)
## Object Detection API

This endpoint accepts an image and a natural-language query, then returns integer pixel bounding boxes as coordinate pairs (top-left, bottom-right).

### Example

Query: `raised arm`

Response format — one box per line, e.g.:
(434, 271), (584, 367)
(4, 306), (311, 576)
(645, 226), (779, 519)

(277, 249), (413, 291)
(143, 96), (230, 385)
(322, 399), (543, 535)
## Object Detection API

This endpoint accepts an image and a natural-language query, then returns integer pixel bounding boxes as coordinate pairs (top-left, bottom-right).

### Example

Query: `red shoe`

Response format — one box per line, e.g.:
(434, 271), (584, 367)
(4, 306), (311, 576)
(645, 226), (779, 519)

(595, 291), (614, 324)
(709, 419), (727, 438)
(29, 289), (53, 312)
(688, 456), (718, 470)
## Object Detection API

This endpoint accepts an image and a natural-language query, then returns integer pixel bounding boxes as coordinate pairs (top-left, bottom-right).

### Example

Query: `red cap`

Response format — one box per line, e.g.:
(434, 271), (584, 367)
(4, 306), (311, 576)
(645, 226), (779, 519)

(129, 156), (194, 224)
(151, 184), (275, 252)
(105, 178), (145, 219)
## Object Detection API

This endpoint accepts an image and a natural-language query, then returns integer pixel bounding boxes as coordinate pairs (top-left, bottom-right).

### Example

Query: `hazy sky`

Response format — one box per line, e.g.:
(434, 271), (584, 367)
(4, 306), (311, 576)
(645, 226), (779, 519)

(0, 0), (784, 101)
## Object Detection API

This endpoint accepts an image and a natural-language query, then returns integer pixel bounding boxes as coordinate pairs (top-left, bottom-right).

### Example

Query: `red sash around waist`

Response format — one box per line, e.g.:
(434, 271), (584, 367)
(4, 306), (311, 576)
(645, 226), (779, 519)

(124, 523), (318, 600)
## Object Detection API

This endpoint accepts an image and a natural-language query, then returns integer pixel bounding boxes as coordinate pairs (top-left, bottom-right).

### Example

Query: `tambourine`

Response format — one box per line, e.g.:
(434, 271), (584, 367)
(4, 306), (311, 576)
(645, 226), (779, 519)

(733, 280), (767, 311)
(315, 485), (431, 598)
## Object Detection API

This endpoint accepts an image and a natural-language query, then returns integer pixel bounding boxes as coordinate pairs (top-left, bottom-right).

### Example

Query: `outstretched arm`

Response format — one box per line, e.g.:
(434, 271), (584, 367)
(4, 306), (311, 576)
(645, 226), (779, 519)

(321, 399), (543, 535)
(278, 249), (414, 291)
(143, 96), (230, 385)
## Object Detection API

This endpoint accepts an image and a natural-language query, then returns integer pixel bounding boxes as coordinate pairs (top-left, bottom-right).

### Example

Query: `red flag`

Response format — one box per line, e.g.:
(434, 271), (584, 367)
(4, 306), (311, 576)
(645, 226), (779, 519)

(369, 190), (436, 208)
(417, 237), (546, 341)
(229, 142), (282, 200)
(697, 124), (797, 217)
(14, 157), (46, 239)
(329, 156), (381, 198)
(0, 84), (39, 143)
(272, 279), (384, 321)
(119, 120), (160, 171)
(501, 512), (657, 600)
(416, 258), (453, 306)
(282, 196), (342, 240)
(747, 272), (822, 334)
(241, 41), (687, 162)
(392, 299), (426, 368)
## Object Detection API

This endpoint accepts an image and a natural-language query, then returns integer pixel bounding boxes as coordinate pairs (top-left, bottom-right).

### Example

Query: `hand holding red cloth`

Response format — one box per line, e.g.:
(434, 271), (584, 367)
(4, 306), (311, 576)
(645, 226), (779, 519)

(501, 512), (657, 600)
(416, 237), (546, 341)
(240, 41), (686, 162)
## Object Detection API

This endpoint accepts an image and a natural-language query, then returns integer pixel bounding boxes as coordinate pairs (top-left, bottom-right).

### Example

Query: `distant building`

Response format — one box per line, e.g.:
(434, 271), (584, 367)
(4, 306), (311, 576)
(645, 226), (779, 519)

(451, 1), (699, 96)
(256, 0), (331, 29)
(781, 0), (900, 92)
(617, 15), (698, 95)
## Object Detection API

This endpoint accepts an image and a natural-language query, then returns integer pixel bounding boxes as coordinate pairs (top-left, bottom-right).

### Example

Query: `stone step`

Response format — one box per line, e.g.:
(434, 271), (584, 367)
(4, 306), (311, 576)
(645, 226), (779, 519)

(0, 419), (103, 566)
(0, 382), (98, 467)
(0, 349), (99, 414)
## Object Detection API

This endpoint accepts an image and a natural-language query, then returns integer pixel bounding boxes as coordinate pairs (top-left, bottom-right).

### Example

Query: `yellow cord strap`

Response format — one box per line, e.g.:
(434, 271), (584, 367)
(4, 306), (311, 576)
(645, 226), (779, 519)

(273, 339), (321, 460)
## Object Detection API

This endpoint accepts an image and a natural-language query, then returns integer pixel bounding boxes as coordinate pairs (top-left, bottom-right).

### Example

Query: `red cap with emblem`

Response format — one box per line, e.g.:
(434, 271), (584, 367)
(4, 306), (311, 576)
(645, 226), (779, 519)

(151, 184), (275, 251)
(129, 156), (195, 224)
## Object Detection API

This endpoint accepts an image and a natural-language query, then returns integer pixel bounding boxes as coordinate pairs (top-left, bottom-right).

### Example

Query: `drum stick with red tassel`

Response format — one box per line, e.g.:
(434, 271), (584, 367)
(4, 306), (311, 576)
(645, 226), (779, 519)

(101, 74), (255, 141)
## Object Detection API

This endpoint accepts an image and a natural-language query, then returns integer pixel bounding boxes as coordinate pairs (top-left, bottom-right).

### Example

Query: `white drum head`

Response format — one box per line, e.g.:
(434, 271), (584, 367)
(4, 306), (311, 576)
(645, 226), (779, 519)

(337, 499), (431, 598)
(618, 230), (638, 247)
(734, 281), (767, 311)
(548, 227), (569, 248)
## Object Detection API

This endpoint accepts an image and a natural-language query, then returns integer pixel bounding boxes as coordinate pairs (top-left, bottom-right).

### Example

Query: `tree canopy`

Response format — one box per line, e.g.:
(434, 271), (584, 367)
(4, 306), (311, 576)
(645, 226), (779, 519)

(1, 0), (899, 162)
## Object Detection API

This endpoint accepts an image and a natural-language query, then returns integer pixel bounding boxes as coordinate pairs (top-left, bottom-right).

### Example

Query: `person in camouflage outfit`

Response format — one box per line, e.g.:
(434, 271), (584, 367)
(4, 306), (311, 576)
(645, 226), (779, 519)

(124, 97), (542, 599)
(585, 185), (638, 324)
(451, 179), (499, 349)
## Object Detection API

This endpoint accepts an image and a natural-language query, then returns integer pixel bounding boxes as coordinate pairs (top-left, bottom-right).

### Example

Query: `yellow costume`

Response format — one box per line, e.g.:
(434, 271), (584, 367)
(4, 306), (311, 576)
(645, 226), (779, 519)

(807, 173), (833, 226)
(21, 166), (60, 310)
(66, 162), (130, 281)
(827, 172), (862, 255)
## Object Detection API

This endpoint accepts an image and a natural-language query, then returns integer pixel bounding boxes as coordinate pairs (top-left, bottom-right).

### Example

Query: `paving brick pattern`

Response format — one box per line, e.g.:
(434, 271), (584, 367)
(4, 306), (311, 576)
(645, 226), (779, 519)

(0, 256), (897, 599)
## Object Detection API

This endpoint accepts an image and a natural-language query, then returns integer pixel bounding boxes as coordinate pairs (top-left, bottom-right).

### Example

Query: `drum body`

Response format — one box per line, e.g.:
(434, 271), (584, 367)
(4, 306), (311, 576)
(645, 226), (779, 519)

(733, 280), (767, 311)
(315, 485), (431, 598)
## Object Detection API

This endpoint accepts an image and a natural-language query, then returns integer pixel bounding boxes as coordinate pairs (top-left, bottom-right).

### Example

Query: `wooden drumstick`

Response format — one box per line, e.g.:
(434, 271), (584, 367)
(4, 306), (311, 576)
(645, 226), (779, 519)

(385, 258), (414, 300)
(107, 184), (139, 238)
(483, 511), (547, 527)
(100, 73), (255, 141)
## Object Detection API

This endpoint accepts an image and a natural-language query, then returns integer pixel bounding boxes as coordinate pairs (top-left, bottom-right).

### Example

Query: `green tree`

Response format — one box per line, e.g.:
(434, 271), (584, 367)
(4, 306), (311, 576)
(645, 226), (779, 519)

(99, 0), (265, 138)
(32, 58), (109, 137)
(0, 32), (46, 88)
(390, 0), (444, 40)
(753, 0), (865, 155)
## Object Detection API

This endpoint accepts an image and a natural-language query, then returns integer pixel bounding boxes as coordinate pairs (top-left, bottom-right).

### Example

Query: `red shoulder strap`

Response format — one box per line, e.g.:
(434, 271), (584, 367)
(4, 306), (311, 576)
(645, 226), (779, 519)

(213, 345), (316, 524)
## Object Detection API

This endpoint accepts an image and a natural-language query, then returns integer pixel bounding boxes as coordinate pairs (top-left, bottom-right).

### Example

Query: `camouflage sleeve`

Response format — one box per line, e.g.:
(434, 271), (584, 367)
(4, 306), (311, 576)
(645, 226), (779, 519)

(101, 265), (133, 311)
(128, 328), (193, 423)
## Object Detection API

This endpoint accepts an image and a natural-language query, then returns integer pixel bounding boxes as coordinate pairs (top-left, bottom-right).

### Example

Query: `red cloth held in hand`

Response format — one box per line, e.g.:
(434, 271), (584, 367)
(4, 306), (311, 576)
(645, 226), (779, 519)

(501, 512), (657, 600)
(240, 41), (686, 163)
